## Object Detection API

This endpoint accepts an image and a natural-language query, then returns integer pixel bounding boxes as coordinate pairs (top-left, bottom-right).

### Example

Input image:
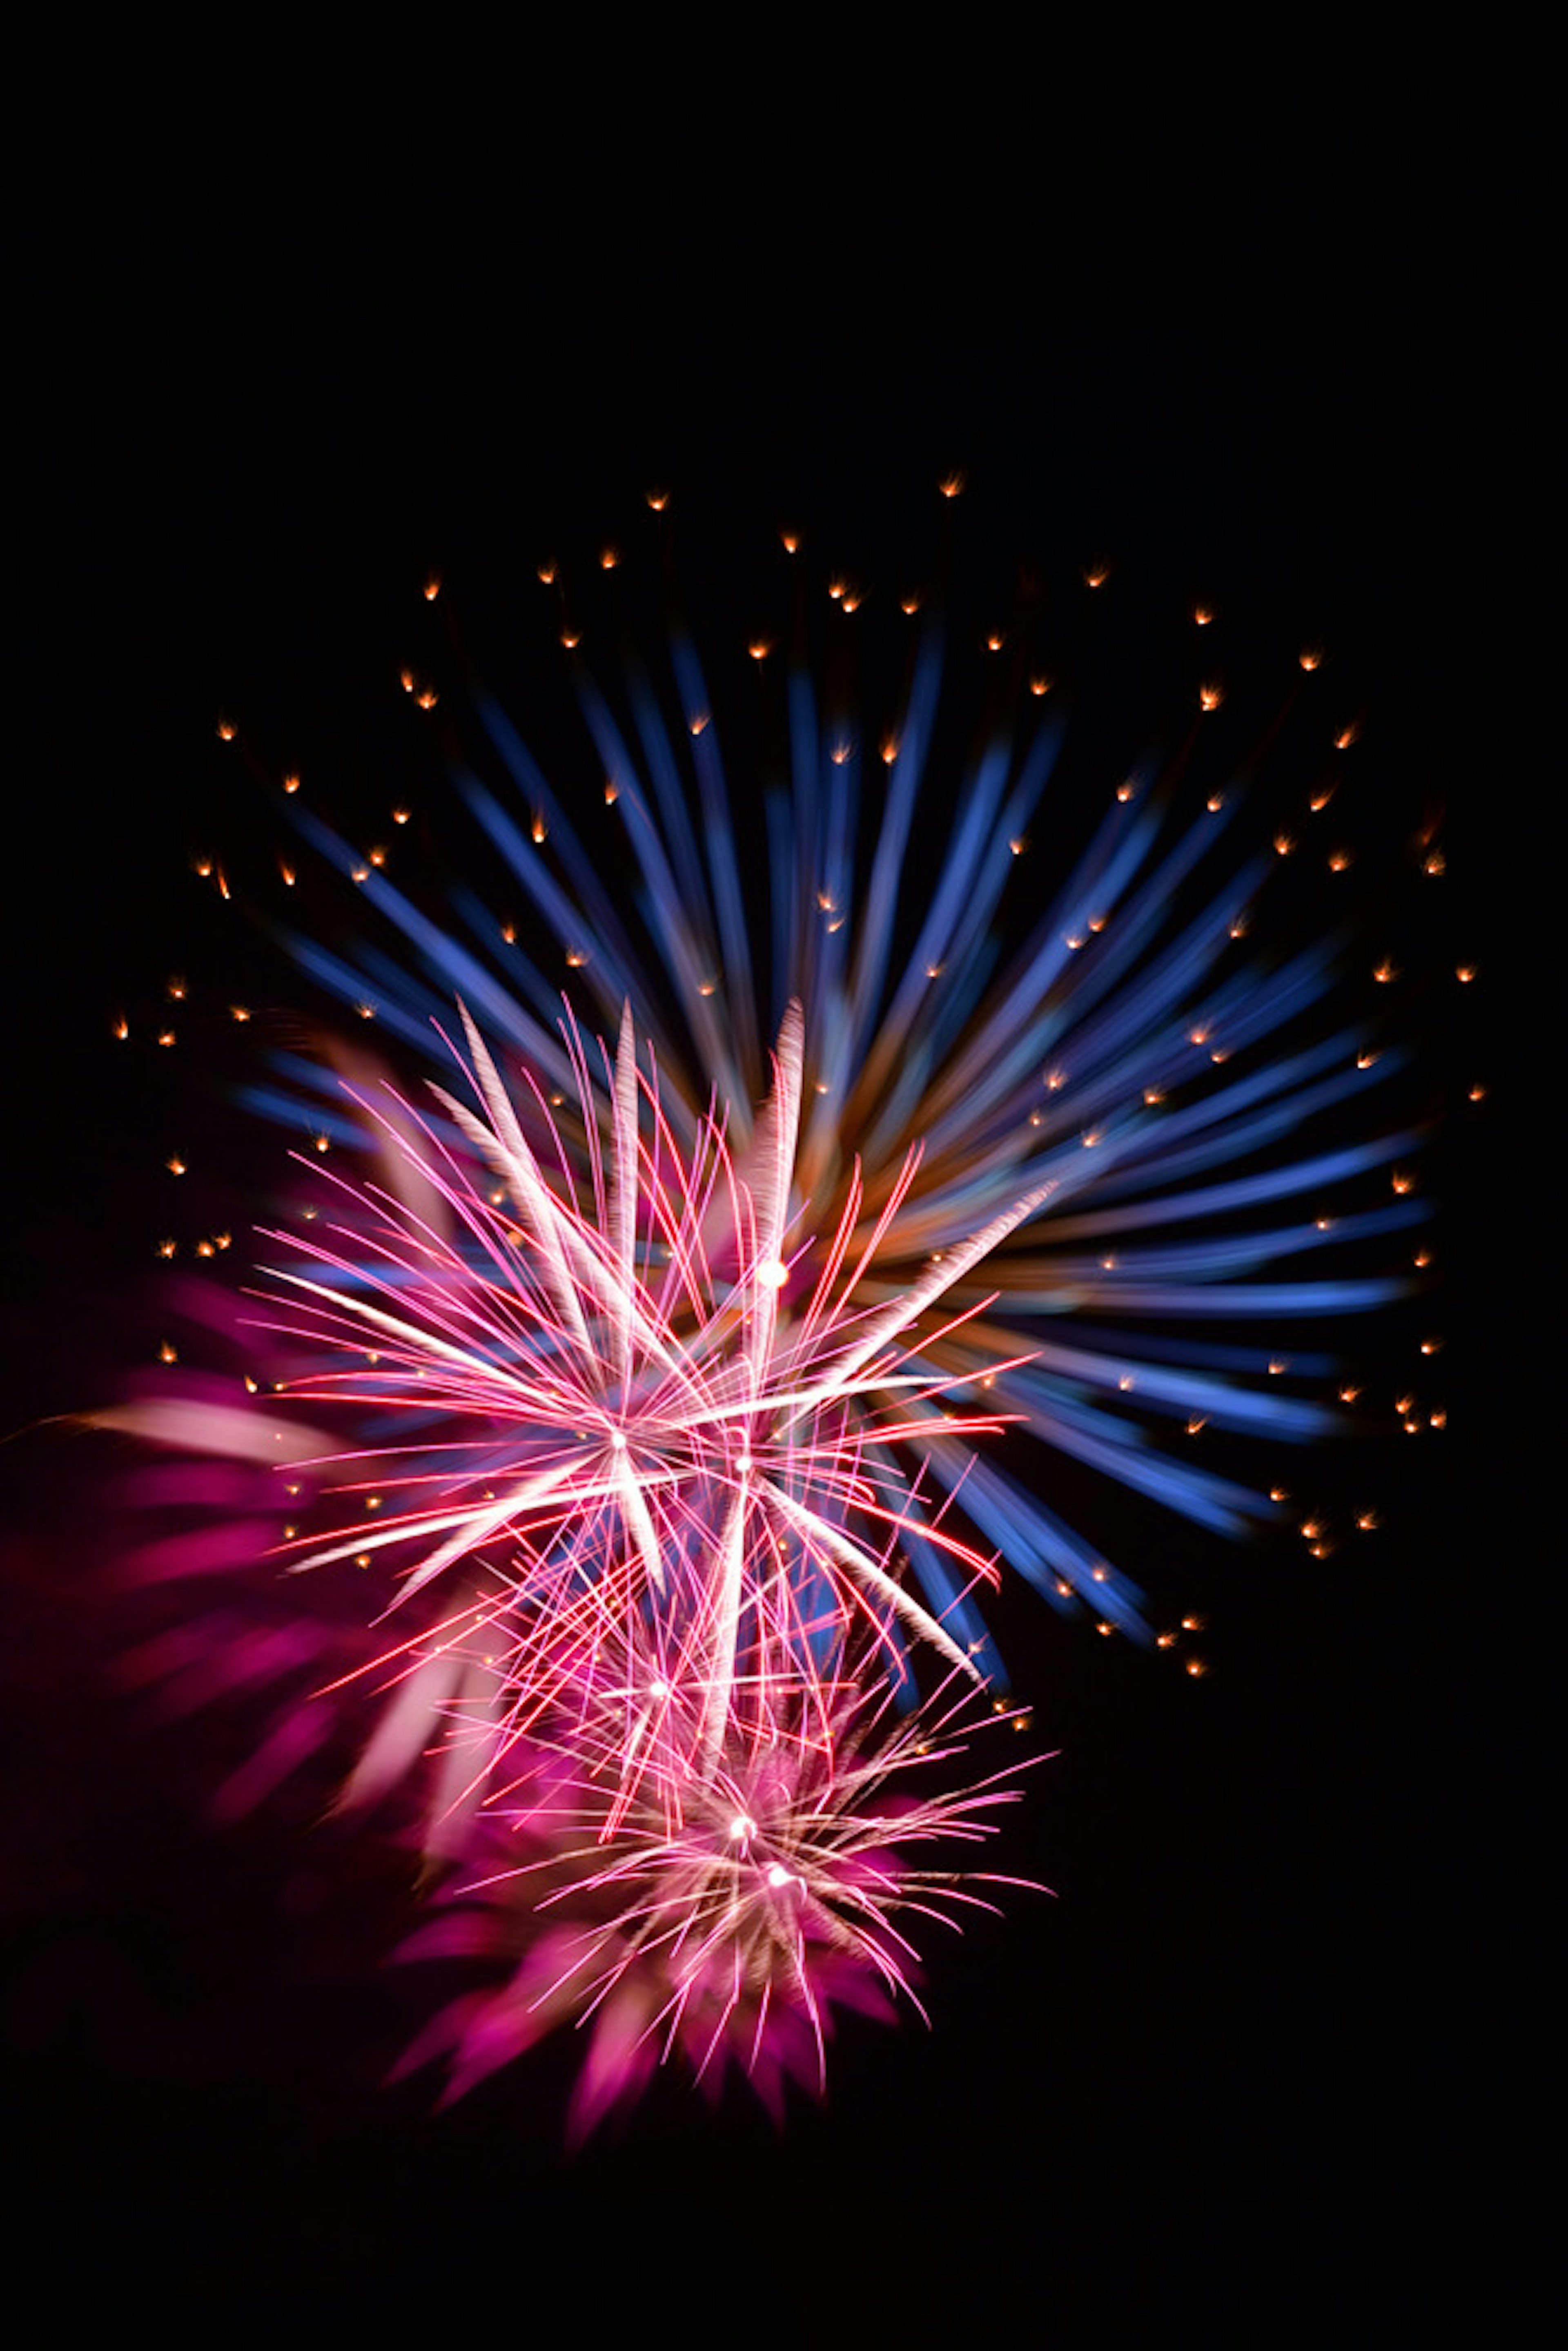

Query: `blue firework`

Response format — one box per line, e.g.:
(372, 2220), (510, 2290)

(229, 501), (1422, 1696)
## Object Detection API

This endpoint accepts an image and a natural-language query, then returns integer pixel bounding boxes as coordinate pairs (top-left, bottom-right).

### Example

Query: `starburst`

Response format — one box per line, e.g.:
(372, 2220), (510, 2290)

(98, 496), (1427, 2121)
(109, 992), (1048, 1857)
(392, 1650), (1038, 2133)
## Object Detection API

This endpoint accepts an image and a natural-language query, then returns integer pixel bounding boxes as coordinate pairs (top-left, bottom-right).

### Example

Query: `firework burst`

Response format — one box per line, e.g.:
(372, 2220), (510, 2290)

(101, 488), (1428, 2119)
(114, 990), (1039, 1852)
(250, 513), (1424, 1663)
(391, 1659), (1038, 2136)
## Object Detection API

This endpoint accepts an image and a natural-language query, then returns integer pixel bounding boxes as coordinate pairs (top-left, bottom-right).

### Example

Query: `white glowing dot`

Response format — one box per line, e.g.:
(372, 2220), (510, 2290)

(729, 1813), (756, 1842)
(756, 1257), (788, 1290)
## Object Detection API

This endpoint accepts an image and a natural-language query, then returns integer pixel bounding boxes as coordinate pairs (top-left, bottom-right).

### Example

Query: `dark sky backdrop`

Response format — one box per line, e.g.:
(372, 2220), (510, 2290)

(4, 90), (1548, 2344)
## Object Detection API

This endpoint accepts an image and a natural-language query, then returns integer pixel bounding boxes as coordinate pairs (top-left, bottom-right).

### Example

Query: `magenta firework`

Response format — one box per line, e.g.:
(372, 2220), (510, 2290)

(102, 488), (1429, 2121)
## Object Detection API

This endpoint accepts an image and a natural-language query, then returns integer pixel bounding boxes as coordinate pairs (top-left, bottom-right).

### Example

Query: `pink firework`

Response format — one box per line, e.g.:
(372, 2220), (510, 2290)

(103, 992), (1049, 2113)
(390, 1655), (1038, 2135)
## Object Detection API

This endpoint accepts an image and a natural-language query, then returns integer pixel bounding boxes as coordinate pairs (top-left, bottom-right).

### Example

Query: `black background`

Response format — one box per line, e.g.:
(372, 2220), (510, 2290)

(4, 89), (1548, 2344)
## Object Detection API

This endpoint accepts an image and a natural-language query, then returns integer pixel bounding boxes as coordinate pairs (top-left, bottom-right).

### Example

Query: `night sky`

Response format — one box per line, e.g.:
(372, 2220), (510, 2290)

(4, 92), (1546, 2344)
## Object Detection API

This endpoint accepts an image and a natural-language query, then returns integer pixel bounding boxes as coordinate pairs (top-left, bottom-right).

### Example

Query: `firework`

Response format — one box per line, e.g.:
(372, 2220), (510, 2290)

(255, 516), (1423, 1662)
(392, 1661), (1036, 2136)
(163, 999), (1039, 1842)
(103, 491), (1425, 2119)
